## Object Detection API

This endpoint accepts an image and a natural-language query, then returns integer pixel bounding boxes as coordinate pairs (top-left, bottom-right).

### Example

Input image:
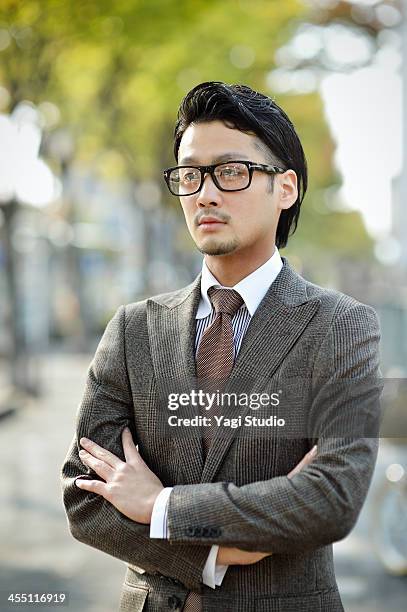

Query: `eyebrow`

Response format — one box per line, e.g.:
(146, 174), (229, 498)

(178, 152), (251, 165)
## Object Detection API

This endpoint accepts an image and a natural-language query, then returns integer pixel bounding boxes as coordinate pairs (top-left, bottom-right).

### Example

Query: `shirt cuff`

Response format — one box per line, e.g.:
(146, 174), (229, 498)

(149, 487), (173, 538)
(202, 545), (229, 589)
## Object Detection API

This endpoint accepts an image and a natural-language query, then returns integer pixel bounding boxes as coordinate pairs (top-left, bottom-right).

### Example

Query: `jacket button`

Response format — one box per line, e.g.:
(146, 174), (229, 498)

(168, 594), (182, 609)
(185, 526), (195, 537)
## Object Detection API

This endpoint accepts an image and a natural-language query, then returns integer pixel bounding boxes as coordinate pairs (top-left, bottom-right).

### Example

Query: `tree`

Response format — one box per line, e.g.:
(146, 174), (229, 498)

(0, 0), (376, 311)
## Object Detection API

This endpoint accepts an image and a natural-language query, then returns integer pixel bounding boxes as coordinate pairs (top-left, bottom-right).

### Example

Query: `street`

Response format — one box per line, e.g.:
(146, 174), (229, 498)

(0, 353), (406, 611)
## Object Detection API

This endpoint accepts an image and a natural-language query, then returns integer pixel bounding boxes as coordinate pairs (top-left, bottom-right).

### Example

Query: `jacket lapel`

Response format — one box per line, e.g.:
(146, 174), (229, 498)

(147, 275), (204, 484)
(201, 259), (321, 483)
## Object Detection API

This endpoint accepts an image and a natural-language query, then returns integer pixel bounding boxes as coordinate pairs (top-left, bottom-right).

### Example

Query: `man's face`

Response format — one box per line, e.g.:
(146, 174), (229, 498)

(177, 120), (295, 259)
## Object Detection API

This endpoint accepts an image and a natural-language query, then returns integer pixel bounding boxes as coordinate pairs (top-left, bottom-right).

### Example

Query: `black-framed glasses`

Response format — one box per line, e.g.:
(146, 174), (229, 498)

(163, 160), (285, 196)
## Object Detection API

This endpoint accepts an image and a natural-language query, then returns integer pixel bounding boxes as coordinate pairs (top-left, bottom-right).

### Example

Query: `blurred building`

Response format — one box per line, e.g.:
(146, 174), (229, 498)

(0, 165), (198, 362)
(393, 0), (407, 269)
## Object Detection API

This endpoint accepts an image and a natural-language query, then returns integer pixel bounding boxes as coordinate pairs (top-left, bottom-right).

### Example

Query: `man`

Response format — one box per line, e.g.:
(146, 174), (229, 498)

(61, 81), (382, 611)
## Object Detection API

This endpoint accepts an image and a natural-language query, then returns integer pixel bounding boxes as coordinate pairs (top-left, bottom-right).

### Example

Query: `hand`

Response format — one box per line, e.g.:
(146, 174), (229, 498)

(216, 547), (271, 566)
(217, 444), (318, 565)
(75, 428), (164, 524)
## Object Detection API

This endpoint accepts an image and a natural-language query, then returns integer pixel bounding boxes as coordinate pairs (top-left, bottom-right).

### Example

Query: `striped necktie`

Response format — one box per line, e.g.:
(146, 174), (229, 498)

(183, 288), (244, 612)
(197, 286), (244, 381)
(196, 287), (244, 455)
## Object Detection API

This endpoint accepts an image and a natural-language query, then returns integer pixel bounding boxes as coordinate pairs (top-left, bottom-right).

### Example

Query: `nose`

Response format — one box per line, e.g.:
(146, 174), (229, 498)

(196, 172), (222, 208)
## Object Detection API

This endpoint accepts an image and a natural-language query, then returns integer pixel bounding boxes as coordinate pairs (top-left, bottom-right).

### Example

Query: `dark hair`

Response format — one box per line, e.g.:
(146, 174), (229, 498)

(173, 81), (308, 248)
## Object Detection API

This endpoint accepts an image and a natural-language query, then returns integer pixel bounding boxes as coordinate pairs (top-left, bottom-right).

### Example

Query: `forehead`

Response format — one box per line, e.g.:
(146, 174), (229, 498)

(178, 120), (261, 164)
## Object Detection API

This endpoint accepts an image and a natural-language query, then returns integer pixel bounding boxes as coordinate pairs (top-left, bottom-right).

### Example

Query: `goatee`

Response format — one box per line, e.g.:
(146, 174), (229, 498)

(197, 239), (239, 256)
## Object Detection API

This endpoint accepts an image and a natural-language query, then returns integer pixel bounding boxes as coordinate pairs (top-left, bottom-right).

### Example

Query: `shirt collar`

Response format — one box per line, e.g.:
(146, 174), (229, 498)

(196, 248), (283, 319)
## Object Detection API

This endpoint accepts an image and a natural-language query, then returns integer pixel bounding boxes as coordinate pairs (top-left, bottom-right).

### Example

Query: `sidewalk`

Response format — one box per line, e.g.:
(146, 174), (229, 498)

(0, 354), (125, 612)
(0, 358), (16, 420)
(0, 353), (406, 611)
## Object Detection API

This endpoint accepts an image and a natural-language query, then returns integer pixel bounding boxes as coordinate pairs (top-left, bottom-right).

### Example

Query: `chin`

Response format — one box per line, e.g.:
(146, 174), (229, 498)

(197, 238), (239, 256)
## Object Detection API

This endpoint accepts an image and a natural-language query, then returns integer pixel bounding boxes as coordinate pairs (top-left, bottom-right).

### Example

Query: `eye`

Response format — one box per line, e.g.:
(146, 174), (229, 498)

(220, 166), (241, 177)
(181, 169), (200, 182)
(216, 163), (247, 181)
(185, 173), (198, 182)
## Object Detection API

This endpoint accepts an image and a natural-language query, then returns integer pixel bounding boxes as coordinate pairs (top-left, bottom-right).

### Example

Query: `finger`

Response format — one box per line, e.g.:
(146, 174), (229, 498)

(306, 444), (318, 461)
(75, 477), (107, 496)
(79, 449), (114, 481)
(287, 464), (303, 479)
(299, 444), (318, 467)
(122, 427), (141, 461)
(287, 445), (317, 479)
(122, 428), (145, 465)
(79, 437), (123, 469)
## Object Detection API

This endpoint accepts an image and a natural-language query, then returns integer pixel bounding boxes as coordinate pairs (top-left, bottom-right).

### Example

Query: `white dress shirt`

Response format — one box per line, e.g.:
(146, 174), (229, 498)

(150, 248), (283, 588)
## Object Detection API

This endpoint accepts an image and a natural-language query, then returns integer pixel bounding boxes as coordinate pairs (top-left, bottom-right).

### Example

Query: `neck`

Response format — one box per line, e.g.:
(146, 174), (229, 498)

(205, 244), (276, 287)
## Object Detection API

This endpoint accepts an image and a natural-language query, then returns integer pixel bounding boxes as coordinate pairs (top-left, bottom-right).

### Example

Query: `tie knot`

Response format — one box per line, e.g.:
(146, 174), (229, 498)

(208, 287), (244, 317)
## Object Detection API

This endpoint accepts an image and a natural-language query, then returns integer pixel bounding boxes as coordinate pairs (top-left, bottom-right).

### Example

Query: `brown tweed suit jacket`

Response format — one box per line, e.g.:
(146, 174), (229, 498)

(61, 257), (382, 612)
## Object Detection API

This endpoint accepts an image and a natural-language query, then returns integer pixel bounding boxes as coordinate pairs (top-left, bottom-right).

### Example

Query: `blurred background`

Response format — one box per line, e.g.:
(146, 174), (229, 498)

(0, 0), (406, 610)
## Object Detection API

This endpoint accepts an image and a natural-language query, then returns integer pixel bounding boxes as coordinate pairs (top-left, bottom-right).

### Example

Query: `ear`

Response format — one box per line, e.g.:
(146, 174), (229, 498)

(277, 170), (298, 211)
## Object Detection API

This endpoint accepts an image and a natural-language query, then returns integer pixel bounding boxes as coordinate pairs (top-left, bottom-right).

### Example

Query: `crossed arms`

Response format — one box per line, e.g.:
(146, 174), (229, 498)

(60, 302), (382, 591)
(74, 427), (317, 566)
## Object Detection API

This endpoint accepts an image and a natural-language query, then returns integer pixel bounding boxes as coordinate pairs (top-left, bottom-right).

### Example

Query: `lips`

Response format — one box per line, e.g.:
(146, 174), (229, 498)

(198, 217), (226, 226)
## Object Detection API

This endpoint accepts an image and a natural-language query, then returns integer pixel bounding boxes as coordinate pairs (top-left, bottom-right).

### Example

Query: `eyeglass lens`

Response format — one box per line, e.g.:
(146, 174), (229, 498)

(168, 162), (250, 195)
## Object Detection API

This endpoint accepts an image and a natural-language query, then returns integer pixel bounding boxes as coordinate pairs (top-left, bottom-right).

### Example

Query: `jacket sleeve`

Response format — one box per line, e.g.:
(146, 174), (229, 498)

(166, 303), (383, 553)
(60, 305), (209, 592)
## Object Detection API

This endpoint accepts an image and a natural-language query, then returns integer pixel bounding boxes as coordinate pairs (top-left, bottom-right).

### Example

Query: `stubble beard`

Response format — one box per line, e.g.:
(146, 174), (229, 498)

(197, 237), (240, 256)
